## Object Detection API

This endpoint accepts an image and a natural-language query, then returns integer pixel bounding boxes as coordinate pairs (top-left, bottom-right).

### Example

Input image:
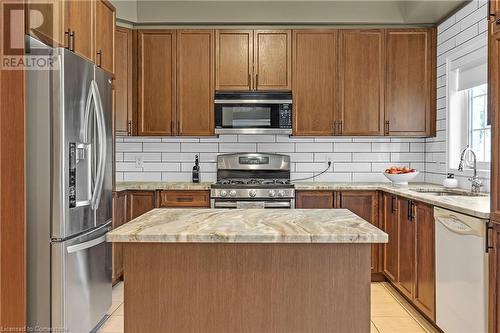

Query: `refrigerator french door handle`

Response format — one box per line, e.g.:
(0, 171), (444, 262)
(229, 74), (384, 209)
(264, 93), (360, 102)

(66, 234), (106, 253)
(90, 80), (107, 212)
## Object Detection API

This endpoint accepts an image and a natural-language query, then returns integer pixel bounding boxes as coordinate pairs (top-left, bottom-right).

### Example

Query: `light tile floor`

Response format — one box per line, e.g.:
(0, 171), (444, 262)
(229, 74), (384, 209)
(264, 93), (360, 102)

(98, 282), (437, 333)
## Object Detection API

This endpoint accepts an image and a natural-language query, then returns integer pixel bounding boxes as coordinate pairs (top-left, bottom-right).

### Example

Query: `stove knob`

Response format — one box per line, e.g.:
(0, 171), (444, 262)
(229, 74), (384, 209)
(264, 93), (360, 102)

(277, 190), (285, 197)
(220, 190), (228, 197)
(229, 190), (237, 197)
(249, 189), (257, 197)
(268, 190), (276, 197)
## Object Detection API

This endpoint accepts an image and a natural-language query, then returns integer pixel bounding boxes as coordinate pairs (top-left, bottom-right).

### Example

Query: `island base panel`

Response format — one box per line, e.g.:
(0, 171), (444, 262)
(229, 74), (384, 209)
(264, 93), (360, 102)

(123, 243), (371, 333)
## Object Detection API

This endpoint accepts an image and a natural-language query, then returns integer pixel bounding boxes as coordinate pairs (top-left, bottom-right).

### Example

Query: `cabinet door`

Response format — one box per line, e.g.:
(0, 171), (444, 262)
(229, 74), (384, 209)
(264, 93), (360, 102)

(177, 30), (215, 136)
(489, 221), (500, 333)
(127, 191), (156, 221)
(292, 30), (337, 136)
(112, 191), (127, 284)
(64, 0), (94, 61)
(338, 30), (385, 136)
(385, 29), (436, 136)
(137, 30), (176, 136)
(26, 0), (65, 47)
(215, 30), (253, 91)
(339, 191), (379, 273)
(159, 191), (210, 208)
(94, 0), (115, 74)
(382, 192), (399, 283)
(397, 197), (415, 299)
(295, 191), (334, 208)
(414, 202), (435, 321)
(254, 30), (291, 90)
(114, 26), (133, 136)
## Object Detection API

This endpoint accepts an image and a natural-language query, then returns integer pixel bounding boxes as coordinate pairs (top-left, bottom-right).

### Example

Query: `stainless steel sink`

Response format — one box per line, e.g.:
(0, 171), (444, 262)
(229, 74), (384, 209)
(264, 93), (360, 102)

(410, 189), (487, 197)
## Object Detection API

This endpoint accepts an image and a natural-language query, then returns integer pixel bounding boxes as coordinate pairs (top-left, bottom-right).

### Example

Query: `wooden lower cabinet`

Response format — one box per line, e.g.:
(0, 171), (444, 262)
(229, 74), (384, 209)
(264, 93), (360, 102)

(295, 190), (381, 276)
(295, 191), (334, 208)
(390, 197), (435, 321)
(159, 190), (210, 208)
(112, 191), (127, 284)
(414, 202), (435, 321)
(127, 190), (157, 220)
(489, 221), (500, 333)
(338, 191), (380, 274)
(382, 192), (398, 282)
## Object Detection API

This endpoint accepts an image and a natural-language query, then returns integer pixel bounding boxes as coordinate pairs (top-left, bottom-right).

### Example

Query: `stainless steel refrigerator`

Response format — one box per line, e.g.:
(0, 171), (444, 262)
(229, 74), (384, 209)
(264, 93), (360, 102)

(26, 36), (113, 333)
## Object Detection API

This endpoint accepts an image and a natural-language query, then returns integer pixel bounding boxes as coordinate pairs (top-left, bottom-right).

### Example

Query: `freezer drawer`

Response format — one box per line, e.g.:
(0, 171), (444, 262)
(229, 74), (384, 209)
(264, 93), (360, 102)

(52, 222), (112, 333)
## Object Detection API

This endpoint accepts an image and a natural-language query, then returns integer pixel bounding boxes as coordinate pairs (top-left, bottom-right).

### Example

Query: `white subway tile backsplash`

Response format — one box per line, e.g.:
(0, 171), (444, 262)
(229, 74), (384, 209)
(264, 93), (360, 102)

(288, 153), (315, 162)
(123, 172), (161, 181)
(334, 142), (371, 152)
(372, 142), (410, 152)
(352, 173), (390, 182)
(116, 162), (141, 172)
(161, 172), (191, 182)
(123, 152), (161, 162)
(352, 152), (391, 162)
(143, 142), (180, 152)
(314, 152), (352, 162)
(181, 143), (218, 152)
(314, 172), (352, 182)
(162, 152), (198, 162)
(116, 142), (142, 152)
(238, 135), (275, 142)
(295, 162), (329, 172)
(277, 136), (314, 142)
(219, 143), (257, 152)
(334, 163), (371, 172)
(181, 162), (216, 173)
(391, 152), (424, 162)
(142, 162), (181, 172)
(296, 142), (332, 152)
(257, 143), (294, 152)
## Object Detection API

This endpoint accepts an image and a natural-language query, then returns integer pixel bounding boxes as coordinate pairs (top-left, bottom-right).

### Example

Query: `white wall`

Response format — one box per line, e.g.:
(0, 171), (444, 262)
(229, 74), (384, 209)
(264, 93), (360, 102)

(424, 0), (489, 190)
(115, 135), (425, 183)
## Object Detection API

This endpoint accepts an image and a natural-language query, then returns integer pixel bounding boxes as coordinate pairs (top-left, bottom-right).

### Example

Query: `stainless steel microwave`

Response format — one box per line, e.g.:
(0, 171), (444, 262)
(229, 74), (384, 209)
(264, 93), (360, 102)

(214, 91), (292, 135)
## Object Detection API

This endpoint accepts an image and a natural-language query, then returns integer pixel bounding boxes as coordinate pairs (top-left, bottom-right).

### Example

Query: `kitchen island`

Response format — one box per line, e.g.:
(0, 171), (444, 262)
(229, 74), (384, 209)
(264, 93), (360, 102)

(107, 208), (388, 333)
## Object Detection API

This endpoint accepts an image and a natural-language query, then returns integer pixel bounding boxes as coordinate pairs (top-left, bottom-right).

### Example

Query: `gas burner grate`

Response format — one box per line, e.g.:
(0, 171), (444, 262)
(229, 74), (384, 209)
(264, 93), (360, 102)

(217, 178), (291, 186)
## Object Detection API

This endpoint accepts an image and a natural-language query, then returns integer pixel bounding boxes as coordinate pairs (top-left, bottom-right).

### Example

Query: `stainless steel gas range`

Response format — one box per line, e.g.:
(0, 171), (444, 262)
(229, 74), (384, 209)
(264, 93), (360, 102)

(210, 153), (295, 209)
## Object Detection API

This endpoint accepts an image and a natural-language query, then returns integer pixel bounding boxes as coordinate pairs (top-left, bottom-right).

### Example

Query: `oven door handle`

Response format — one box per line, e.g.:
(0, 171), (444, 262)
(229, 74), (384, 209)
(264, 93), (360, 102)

(213, 201), (292, 208)
(214, 99), (292, 104)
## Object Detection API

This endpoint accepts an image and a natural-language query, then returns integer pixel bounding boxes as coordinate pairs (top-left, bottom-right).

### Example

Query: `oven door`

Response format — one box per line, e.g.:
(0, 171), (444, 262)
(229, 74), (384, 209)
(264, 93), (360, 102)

(211, 199), (294, 209)
(214, 103), (291, 135)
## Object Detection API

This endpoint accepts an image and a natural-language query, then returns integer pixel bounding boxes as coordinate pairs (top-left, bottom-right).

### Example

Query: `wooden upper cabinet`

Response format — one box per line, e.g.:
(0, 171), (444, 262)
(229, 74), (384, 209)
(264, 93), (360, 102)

(295, 191), (334, 208)
(385, 29), (436, 136)
(414, 201), (435, 321)
(292, 30), (337, 136)
(177, 30), (215, 136)
(115, 26), (133, 136)
(26, 0), (65, 47)
(64, 0), (94, 61)
(338, 30), (385, 136)
(94, 0), (115, 74)
(216, 30), (253, 90)
(254, 30), (291, 90)
(137, 30), (176, 136)
(382, 192), (399, 283)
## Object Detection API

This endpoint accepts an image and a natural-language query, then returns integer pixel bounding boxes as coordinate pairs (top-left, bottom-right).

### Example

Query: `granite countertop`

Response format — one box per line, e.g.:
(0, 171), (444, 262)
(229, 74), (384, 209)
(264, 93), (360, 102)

(106, 208), (388, 244)
(294, 182), (490, 219)
(115, 181), (212, 191)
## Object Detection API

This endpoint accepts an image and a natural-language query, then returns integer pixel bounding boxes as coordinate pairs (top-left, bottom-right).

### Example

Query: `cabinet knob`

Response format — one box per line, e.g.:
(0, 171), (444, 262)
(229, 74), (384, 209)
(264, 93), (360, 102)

(97, 50), (102, 67)
(69, 31), (75, 51)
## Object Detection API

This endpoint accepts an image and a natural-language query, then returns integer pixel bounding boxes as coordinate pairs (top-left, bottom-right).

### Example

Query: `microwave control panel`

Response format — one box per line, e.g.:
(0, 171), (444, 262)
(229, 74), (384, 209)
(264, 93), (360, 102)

(279, 104), (292, 128)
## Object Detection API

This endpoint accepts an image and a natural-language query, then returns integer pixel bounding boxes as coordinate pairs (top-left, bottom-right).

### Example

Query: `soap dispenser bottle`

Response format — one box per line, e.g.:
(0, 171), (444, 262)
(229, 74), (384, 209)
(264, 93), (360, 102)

(443, 173), (458, 188)
(192, 155), (200, 183)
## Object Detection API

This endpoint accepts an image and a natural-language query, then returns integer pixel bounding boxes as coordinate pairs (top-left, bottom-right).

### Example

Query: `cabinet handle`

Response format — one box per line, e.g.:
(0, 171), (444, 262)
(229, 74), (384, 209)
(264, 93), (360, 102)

(333, 121), (337, 135)
(338, 192), (343, 208)
(385, 120), (390, 135)
(391, 195), (396, 213)
(127, 120), (132, 135)
(69, 31), (75, 51)
(248, 74), (251, 89)
(97, 49), (102, 67)
(339, 120), (343, 135)
(255, 74), (259, 90)
(64, 29), (70, 49)
(486, 223), (494, 253)
(407, 200), (411, 221)
(177, 121), (180, 135)
(171, 121), (174, 134)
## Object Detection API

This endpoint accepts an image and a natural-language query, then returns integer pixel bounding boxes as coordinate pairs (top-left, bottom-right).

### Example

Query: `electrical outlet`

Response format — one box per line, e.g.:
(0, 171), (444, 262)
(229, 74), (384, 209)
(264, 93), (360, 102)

(135, 156), (143, 169)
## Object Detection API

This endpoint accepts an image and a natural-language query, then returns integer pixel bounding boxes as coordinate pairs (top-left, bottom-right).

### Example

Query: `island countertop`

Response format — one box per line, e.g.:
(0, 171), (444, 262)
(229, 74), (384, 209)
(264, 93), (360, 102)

(106, 208), (388, 244)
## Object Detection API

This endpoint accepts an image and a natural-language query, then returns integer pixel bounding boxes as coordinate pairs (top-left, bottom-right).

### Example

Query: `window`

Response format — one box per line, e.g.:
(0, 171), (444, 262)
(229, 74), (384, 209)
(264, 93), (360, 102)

(467, 84), (490, 163)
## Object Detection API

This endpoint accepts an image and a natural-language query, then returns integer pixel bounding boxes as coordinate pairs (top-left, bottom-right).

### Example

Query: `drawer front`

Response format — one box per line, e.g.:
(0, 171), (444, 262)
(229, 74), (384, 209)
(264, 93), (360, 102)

(159, 190), (210, 208)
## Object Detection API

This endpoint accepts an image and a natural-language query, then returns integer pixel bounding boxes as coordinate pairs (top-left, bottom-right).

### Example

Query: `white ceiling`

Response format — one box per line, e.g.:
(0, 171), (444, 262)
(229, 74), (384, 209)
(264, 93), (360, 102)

(112, 0), (469, 25)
